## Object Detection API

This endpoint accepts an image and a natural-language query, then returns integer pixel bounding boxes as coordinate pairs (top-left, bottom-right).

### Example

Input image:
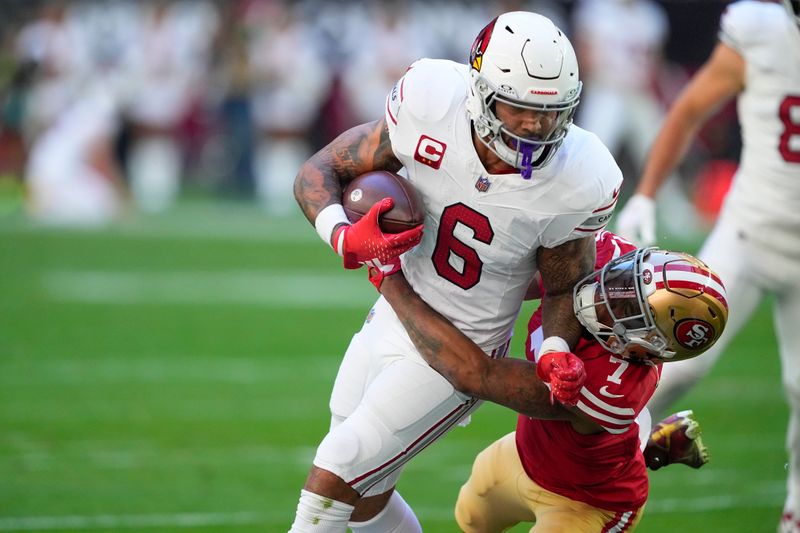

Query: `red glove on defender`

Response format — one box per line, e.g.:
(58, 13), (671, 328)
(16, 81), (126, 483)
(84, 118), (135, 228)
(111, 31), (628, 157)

(537, 351), (586, 406)
(333, 198), (424, 269)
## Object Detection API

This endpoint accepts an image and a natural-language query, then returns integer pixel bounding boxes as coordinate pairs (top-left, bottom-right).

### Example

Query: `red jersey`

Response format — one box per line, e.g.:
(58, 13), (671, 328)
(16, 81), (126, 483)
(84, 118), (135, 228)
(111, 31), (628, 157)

(519, 231), (662, 512)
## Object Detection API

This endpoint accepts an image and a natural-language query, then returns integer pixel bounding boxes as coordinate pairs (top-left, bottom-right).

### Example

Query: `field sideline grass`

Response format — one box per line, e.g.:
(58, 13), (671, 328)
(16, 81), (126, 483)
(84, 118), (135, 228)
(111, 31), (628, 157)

(0, 201), (788, 532)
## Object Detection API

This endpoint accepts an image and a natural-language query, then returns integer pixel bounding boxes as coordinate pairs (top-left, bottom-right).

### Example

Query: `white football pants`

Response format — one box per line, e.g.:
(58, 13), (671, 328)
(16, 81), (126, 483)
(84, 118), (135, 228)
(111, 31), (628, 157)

(647, 208), (800, 519)
(313, 296), (508, 497)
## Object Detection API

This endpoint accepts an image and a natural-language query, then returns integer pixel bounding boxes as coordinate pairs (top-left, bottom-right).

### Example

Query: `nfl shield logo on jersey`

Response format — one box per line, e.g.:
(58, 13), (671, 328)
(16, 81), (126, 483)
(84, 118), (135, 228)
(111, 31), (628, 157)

(475, 176), (492, 192)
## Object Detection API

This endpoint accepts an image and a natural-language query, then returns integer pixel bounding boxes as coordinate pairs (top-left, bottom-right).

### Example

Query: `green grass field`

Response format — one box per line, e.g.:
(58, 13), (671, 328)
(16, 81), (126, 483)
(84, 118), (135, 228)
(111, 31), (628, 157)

(0, 200), (788, 532)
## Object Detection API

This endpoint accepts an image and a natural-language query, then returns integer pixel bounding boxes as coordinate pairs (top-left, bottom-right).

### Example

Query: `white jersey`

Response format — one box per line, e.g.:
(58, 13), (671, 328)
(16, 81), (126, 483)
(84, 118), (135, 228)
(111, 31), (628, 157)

(385, 59), (622, 351)
(718, 1), (800, 254)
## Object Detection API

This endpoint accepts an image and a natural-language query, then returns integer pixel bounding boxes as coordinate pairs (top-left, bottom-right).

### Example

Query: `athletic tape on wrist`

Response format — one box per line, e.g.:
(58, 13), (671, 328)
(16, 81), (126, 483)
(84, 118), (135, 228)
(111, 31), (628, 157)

(540, 336), (570, 355)
(315, 204), (351, 254)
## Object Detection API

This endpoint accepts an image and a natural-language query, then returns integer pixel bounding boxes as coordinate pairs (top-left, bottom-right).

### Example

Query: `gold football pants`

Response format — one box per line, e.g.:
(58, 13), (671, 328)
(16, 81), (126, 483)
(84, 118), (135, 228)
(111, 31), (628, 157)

(455, 432), (644, 533)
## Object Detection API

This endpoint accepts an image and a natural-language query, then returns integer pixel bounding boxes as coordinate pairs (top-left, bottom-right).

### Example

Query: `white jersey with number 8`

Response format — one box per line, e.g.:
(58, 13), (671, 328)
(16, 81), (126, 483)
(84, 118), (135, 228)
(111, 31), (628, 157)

(718, 1), (800, 254)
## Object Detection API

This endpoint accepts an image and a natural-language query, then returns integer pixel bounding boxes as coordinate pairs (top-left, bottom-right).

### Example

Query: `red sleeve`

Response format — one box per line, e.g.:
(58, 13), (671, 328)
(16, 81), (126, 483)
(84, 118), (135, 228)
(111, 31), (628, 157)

(575, 345), (661, 434)
(525, 312), (543, 362)
(594, 230), (637, 266)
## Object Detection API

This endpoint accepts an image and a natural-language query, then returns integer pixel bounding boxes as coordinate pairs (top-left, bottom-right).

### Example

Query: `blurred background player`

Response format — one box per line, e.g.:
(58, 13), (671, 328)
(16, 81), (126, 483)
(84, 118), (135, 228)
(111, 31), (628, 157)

(25, 83), (126, 225)
(373, 233), (728, 532)
(125, 0), (218, 213)
(341, 1), (430, 126)
(572, 0), (700, 239)
(572, 0), (668, 168)
(7, 0), (221, 219)
(248, 0), (329, 216)
(615, 2), (800, 531)
(290, 11), (621, 532)
(12, 0), (76, 143)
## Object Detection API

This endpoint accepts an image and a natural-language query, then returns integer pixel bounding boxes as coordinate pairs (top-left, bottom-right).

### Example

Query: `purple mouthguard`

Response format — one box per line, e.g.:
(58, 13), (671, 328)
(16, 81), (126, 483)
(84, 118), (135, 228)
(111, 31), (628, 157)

(519, 141), (536, 179)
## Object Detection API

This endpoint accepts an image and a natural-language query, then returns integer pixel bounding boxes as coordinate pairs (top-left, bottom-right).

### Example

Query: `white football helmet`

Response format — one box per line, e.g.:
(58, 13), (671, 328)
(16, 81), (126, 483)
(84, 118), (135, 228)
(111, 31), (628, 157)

(573, 248), (729, 363)
(784, 0), (800, 26)
(466, 12), (581, 179)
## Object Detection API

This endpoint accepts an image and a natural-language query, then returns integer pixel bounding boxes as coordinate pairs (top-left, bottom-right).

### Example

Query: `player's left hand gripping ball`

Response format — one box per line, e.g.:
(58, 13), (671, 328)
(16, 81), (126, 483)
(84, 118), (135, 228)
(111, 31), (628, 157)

(333, 198), (424, 269)
(537, 351), (586, 406)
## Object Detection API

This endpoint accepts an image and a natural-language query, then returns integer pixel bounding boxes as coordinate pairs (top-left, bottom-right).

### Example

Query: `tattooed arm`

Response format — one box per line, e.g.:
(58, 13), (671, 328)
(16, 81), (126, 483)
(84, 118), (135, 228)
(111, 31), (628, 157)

(537, 237), (595, 350)
(380, 274), (574, 421)
(294, 117), (402, 228)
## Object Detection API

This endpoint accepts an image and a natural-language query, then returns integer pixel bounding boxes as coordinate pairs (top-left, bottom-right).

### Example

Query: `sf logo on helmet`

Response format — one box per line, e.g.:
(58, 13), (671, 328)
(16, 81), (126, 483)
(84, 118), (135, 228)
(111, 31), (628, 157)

(674, 319), (715, 350)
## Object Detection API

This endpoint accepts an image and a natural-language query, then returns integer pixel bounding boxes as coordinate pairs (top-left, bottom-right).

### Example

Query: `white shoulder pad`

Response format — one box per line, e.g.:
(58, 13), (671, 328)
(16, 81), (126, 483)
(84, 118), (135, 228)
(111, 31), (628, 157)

(385, 68), (409, 133)
(385, 59), (468, 133)
(401, 59), (467, 123)
(719, 0), (780, 53)
(569, 130), (623, 234)
(575, 185), (621, 234)
(536, 128), (623, 248)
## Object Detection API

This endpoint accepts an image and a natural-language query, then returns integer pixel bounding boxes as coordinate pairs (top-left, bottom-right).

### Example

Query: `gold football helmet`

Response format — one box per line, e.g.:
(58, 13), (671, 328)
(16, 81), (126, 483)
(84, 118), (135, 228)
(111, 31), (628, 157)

(574, 247), (728, 362)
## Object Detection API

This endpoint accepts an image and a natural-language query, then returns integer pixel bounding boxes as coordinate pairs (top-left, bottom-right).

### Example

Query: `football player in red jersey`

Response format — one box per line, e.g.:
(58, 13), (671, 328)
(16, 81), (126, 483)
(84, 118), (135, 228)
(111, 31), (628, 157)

(372, 230), (728, 532)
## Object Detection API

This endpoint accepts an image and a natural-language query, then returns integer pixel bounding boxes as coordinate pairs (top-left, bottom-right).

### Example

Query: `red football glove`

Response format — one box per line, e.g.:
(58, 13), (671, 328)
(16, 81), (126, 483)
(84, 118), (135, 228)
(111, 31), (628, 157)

(536, 351), (586, 406)
(366, 256), (402, 291)
(333, 198), (424, 270)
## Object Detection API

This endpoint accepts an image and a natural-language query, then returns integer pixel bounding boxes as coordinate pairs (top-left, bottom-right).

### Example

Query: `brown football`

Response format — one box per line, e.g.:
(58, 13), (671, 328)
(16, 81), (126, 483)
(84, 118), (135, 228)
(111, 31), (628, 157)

(342, 171), (425, 233)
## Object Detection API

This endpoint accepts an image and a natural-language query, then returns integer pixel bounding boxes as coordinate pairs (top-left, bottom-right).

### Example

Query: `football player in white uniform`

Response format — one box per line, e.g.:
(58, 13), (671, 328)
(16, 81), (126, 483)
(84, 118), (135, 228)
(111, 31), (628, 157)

(291, 12), (621, 532)
(616, 2), (800, 531)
